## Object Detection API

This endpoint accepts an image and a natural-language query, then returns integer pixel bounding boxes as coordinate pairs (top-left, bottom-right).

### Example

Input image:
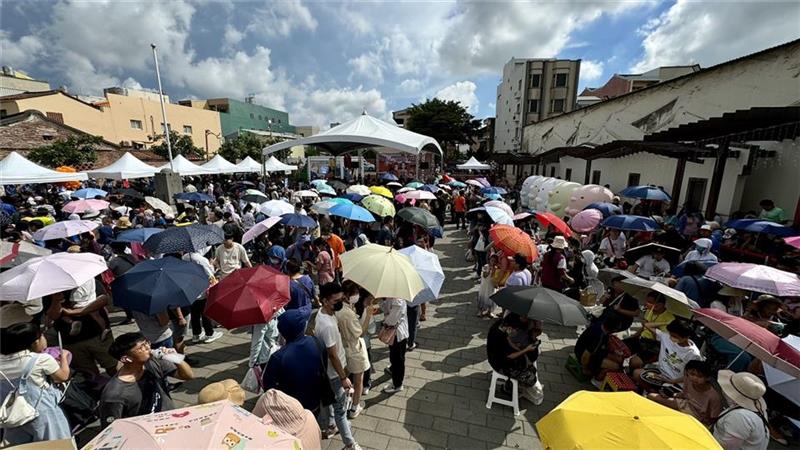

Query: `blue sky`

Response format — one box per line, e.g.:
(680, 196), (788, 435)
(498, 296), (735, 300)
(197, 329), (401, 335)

(2, 1), (798, 127)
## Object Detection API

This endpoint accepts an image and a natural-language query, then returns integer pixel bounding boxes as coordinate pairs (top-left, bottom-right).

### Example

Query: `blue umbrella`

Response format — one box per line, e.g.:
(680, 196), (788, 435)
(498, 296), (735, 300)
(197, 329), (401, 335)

(671, 259), (717, 278)
(619, 185), (671, 201)
(280, 213), (318, 228)
(420, 184), (440, 193)
(427, 226), (444, 238)
(143, 224), (224, 254)
(0, 202), (16, 215)
(584, 202), (622, 218)
(341, 193), (363, 203)
(725, 219), (797, 237)
(481, 186), (508, 195)
(115, 227), (164, 243)
(485, 193), (503, 201)
(174, 192), (215, 203)
(72, 188), (108, 199)
(380, 173), (399, 182)
(329, 203), (375, 223)
(601, 215), (660, 232)
(111, 256), (209, 314)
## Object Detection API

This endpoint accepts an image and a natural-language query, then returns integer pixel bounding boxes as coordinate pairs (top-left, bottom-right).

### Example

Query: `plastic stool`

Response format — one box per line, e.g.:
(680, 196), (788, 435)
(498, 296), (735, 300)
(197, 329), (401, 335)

(601, 372), (637, 391)
(486, 371), (520, 415)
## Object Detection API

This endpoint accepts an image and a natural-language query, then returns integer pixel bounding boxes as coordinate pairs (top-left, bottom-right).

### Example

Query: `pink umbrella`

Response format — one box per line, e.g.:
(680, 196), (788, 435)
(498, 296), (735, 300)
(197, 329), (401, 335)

(404, 190), (436, 200)
(466, 179), (484, 188)
(242, 216), (281, 245)
(785, 236), (800, 249)
(570, 208), (604, 233)
(475, 177), (491, 187)
(32, 219), (99, 241)
(705, 262), (800, 297)
(0, 252), (107, 301)
(513, 212), (533, 221)
(62, 199), (110, 214)
(693, 308), (800, 378)
(484, 200), (513, 217)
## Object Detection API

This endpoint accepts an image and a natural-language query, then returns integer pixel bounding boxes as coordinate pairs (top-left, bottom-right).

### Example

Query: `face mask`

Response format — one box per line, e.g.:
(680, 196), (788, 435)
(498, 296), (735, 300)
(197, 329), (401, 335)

(333, 301), (344, 311)
(349, 295), (359, 304)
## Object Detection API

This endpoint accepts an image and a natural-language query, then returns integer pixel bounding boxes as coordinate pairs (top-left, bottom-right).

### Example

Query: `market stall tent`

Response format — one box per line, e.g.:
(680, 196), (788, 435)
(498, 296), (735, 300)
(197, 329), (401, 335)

(85, 152), (158, 179)
(201, 154), (239, 174)
(159, 155), (212, 176)
(0, 151), (88, 184)
(234, 156), (262, 173)
(457, 156), (491, 170)
(264, 156), (297, 172)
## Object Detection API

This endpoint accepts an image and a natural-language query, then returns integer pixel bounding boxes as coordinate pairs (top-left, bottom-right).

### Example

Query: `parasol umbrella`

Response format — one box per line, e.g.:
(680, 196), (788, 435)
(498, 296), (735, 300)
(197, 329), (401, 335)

(111, 256), (209, 314)
(693, 308), (800, 378)
(619, 185), (672, 201)
(144, 196), (173, 214)
(534, 211), (573, 237)
(0, 252), (107, 301)
(474, 177), (491, 187)
(784, 235), (800, 249)
(386, 181), (403, 188)
(763, 335), (800, 406)
(449, 180), (467, 188)
(725, 219), (797, 237)
(341, 192), (364, 203)
(570, 208), (603, 233)
(0, 241), (51, 268)
(484, 206), (514, 225)
(512, 212), (533, 222)
(361, 194), (395, 217)
(404, 190), (436, 200)
(405, 181), (423, 189)
(205, 266), (290, 329)
(465, 179), (483, 188)
(241, 189), (269, 203)
(340, 244), (424, 300)
(143, 223), (224, 254)
(115, 227), (164, 243)
(481, 186), (507, 196)
(329, 203), (375, 223)
(397, 187), (414, 194)
(280, 213), (318, 228)
(82, 400), (301, 450)
(346, 184), (372, 196)
(489, 224), (538, 263)
(466, 207), (490, 223)
(437, 183), (452, 191)
(310, 179), (329, 188)
(620, 277), (697, 318)
(380, 173), (399, 182)
(584, 202), (621, 218)
(484, 193), (503, 201)
(420, 184), (440, 193)
(601, 214), (660, 232)
(491, 285), (588, 326)
(71, 187), (107, 199)
(671, 259), (716, 278)
(184, 184), (197, 193)
(484, 200), (513, 217)
(328, 179), (347, 190)
(0, 210), (11, 228)
(393, 193), (414, 205)
(625, 242), (681, 266)
(259, 199), (294, 217)
(536, 391), (721, 449)
(397, 207), (440, 229)
(113, 188), (145, 199)
(398, 245), (444, 306)
(175, 192), (215, 203)
(242, 216), (281, 245)
(705, 262), (800, 297)
(369, 185), (393, 199)
(317, 185), (337, 196)
(310, 200), (337, 215)
(32, 219), (99, 241)
(62, 199), (109, 214)
(233, 180), (256, 188)
(293, 189), (319, 199)
(597, 267), (637, 286)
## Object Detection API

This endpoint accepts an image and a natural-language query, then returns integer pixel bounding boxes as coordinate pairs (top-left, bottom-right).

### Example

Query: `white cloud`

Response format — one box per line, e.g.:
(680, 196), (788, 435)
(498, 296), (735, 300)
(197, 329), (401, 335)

(435, 81), (479, 114)
(399, 79), (423, 94)
(121, 77), (144, 90)
(223, 25), (244, 48)
(347, 52), (384, 84)
(631, 0), (800, 72)
(245, 0), (317, 38)
(0, 31), (45, 69)
(291, 87), (387, 127)
(580, 60), (605, 82)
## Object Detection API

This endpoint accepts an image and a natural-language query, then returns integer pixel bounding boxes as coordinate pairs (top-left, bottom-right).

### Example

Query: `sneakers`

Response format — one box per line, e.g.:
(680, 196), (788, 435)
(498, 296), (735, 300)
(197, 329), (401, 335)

(204, 331), (224, 343)
(192, 334), (206, 343)
(343, 443), (362, 450)
(363, 386), (370, 396)
(382, 384), (404, 394)
(347, 404), (363, 419)
(407, 342), (417, 351)
(590, 378), (603, 389)
(322, 425), (338, 440)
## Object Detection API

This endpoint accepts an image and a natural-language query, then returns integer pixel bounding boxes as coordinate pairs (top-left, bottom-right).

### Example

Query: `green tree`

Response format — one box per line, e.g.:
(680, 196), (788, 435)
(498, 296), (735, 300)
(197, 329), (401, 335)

(405, 98), (481, 161)
(28, 134), (101, 167)
(150, 131), (204, 160)
(218, 132), (284, 162)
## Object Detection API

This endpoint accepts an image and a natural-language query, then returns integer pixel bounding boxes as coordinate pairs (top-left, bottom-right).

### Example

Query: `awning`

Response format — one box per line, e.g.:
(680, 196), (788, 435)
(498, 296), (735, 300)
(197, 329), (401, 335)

(456, 156), (491, 170)
(234, 156), (262, 173)
(0, 151), (88, 184)
(262, 113), (442, 157)
(201, 154), (239, 174)
(264, 156), (297, 172)
(85, 152), (159, 179)
(159, 155), (213, 176)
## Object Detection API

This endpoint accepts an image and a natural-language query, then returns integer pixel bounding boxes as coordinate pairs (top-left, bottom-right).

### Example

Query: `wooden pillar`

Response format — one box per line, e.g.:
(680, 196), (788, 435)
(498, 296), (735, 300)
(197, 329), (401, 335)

(584, 159), (593, 184)
(670, 157), (687, 211)
(705, 143), (729, 220)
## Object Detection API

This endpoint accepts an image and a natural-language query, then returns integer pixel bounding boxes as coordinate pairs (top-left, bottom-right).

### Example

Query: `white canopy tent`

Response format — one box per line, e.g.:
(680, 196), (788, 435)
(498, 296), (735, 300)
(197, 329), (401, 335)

(264, 156), (297, 172)
(159, 155), (212, 176)
(0, 151), (88, 184)
(201, 154), (239, 174)
(85, 152), (159, 179)
(234, 156), (262, 173)
(456, 156), (491, 170)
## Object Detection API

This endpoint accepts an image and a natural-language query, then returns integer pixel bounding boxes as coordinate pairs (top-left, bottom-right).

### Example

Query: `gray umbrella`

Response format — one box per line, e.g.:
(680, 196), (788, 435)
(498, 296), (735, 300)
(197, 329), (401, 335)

(490, 286), (588, 326)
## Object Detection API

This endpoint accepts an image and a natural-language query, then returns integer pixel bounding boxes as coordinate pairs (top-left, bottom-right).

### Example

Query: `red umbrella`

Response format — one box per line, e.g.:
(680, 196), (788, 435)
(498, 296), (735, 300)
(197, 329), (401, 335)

(693, 308), (800, 378)
(534, 211), (573, 237)
(489, 224), (538, 263)
(205, 266), (290, 329)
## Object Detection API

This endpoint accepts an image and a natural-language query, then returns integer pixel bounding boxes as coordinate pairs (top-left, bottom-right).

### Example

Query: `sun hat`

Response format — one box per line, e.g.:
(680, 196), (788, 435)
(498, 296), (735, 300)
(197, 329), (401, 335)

(68, 213), (81, 220)
(694, 238), (713, 249)
(718, 286), (746, 297)
(753, 294), (783, 307)
(197, 379), (245, 406)
(717, 370), (767, 414)
(252, 389), (320, 450)
(116, 217), (132, 229)
(723, 228), (737, 239)
(700, 224), (712, 231)
(551, 235), (568, 249)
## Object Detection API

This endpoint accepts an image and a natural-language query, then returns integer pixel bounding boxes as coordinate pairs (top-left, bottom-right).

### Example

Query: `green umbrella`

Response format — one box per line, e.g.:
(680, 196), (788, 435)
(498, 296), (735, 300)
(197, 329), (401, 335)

(405, 181), (423, 189)
(397, 207), (440, 229)
(490, 286), (588, 326)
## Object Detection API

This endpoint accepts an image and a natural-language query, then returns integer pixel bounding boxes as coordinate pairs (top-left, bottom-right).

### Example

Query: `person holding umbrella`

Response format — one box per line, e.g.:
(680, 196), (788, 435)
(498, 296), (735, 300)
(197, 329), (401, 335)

(628, 246), (671, 278)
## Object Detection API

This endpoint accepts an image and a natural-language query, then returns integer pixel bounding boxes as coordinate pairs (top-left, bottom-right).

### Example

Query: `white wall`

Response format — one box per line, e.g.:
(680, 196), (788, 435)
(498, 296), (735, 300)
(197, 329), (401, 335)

(740, 139), (800, 219)
(494, 60), (527, 153)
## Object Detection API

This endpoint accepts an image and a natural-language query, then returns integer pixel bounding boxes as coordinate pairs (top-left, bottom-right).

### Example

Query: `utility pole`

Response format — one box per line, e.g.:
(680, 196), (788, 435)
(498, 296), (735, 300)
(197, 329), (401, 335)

(151, 44), (174, 171)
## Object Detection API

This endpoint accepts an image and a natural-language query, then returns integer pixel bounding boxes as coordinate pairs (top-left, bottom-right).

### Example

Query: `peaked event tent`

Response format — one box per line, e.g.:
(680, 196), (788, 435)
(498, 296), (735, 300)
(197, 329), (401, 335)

(457, 156), (491, 170)
(264, 156), (297, 172)
(234, 156), (262, 173)
(0, 151), (88, 184)
(201, 154), (239, 174)
(159, 155), (212, 176)
(85, 152), (159, 179)
(262, 113), (443, 157)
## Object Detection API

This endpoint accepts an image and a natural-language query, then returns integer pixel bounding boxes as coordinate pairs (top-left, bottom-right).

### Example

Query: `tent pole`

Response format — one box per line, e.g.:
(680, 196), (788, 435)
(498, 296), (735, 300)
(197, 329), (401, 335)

(416, 153), (420, 180)
(358, 149), (363, 183)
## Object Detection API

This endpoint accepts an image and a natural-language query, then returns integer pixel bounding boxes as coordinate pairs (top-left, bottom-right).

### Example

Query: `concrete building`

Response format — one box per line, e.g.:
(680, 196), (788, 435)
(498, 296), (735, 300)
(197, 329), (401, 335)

(294, 125), (319, 138)
(522, 40), (800, 220)
(178, 97), (293, 138)
(0, 67), (50, 98)
(392, 108), (411, 128)
(580, 65), (701, 101)
(494, 58), (581, 154)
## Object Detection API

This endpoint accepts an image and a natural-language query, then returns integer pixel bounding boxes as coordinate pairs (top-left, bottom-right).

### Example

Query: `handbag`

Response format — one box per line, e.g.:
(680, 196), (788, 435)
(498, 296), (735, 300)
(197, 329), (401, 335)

(0, 354), (41, 429)
(240, 367), (263, 394)
(377, 325), (396, 345)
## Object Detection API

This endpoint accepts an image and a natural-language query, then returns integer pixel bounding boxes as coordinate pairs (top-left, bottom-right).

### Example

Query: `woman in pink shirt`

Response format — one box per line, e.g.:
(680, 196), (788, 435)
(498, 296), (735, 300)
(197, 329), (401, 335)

(313, 237), (335, 285)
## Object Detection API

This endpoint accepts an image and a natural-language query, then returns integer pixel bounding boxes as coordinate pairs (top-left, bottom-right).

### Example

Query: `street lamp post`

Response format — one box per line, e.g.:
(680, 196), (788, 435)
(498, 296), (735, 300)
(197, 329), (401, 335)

(150, 44), (173, 171)
(204, 129), (220, 161)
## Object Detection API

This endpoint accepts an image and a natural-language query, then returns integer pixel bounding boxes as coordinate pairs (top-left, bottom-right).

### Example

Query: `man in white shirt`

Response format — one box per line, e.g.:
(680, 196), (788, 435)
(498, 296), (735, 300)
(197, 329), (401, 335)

(599, 229), (627, 261)
(182, 252), (223, 344)
(713, 370), (769, 450)
(505, 254), (532, 287)
(315, 282), (360, 450)
(213, 234), (252, 279)
(630, 248), (671, 278)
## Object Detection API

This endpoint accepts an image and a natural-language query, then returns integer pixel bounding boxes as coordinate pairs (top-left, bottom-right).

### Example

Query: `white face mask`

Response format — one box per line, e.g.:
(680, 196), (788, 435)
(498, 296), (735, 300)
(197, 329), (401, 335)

(349, 295), (359, 304)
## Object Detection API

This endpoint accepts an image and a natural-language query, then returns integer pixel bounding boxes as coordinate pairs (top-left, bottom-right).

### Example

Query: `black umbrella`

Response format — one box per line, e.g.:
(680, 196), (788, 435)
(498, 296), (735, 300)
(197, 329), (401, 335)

(112, 188), (144, 199)
(328, 179), (347, 191)
(111, 257), (209, 314)
(397, 207), (440, 229)
(143, 224), (224, 254)
(490, 286), (588, 326)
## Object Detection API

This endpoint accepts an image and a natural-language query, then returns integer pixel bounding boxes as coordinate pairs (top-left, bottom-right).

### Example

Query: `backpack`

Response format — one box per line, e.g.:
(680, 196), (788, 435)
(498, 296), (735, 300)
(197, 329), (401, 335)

(0, 354), (42, 428)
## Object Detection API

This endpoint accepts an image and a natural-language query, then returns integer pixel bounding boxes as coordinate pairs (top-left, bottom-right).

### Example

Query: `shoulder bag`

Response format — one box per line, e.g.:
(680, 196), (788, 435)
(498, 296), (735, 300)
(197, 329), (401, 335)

(0, 354), (41, 428)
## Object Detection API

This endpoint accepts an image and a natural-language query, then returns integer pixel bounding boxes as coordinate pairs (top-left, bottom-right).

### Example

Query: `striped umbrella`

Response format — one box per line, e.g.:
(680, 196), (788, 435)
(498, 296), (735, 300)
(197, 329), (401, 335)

(489, 224), (538, 263)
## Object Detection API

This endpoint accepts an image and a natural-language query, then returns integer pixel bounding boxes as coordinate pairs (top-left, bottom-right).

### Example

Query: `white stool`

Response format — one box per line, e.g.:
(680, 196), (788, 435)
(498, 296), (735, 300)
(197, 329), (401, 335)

(486, 370), (520, 415)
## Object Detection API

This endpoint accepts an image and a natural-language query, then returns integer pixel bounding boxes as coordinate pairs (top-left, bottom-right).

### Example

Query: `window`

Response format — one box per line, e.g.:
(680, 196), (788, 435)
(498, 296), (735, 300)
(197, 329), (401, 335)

(627, 173), (641, 187)
(528, 100), (539, 113)
(183, 125), (193, 135)
(46, 112), (64, 124)
(551, 99), (565, 113)
(258, 115), (262, 120)
(530, 74), (541, 88)
(549, 166), (556, 177)
(554, 73), (568, 87)
(591, 170), (601, 185)
(517, 80), (522, 90)
(161, 123), (171, 133)
(565, 168), (572, 181)
(516, 104), (520, 114)
(249, 113), (254, 119)
(0, 109), (6, 118)
(130, 119), (143, 130)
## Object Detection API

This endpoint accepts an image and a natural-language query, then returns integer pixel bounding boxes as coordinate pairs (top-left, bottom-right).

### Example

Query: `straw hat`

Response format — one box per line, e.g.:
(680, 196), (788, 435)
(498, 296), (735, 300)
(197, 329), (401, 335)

(718, 286), (746, 297)
(700, 224), (712, 231)
(66, 245), (82, 253)
(717, 370), (767, 413)
(252, 389), (321, 449)
(551, 235), (568, 249)
(116, 217), (132, 229)
(197, 379), (245, 406)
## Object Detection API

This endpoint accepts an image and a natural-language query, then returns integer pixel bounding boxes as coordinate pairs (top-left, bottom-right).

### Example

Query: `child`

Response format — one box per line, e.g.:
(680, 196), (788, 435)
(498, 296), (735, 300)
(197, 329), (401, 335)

(632, 319), (701, 388)
(647, 360), (722, 426)
(477, 254), (498, 317)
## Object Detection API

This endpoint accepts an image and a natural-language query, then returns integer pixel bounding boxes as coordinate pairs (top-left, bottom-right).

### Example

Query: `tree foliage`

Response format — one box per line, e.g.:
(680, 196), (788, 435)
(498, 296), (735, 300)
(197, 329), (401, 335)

(405, 98), (481, 160)
(218, 133), (285, 162)
(28, 134), (101, 167)
(150, 131), (204, 160)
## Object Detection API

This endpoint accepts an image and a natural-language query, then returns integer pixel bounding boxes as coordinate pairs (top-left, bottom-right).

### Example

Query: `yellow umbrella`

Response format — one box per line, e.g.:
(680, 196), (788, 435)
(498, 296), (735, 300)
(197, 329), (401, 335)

(340, 244), (425, 301)
(369, 185), (393, 199)
(536, 391), (721, 450)
(361, 194), (396, 217)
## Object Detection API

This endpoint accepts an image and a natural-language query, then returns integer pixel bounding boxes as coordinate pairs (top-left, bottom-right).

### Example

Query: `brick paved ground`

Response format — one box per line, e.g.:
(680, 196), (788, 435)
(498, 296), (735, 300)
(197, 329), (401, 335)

(84, 224), (588, 449)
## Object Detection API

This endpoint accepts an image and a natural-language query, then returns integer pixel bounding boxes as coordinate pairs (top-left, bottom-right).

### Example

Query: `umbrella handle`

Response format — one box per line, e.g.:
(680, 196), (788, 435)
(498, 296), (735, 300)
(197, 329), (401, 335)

(726, 350), (745, 370)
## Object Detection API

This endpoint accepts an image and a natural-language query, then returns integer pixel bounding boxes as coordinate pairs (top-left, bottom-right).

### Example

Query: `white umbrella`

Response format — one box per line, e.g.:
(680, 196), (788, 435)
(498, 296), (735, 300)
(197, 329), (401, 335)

(0, 252), (108, 301)
(32, 220), (99, 241)
(484, 200), (513, 217)
(398, 245), (444, 306)
(242, 217), (282, 245)
(0, 241), (52, 268)
(397, 187), (414, 194)
(485, 206), (514, 226)
(404, 190), (436, 200)
(259, 200), (294, 217)
(145, 196), (175, 214)
(310, 200), (338, 215)
(621, 277), (698, 318)
(346, 185), (371, 196)
(764, 335), (800, 406)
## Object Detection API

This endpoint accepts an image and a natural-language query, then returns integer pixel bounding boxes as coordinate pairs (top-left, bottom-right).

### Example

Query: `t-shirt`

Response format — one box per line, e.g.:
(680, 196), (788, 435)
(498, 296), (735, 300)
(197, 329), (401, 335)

(108, 255), (137, 278)
(71, 278), (97, 308)
(100, 358), (176, 428)
(132, 311), (173, 344)
(506, 269), (532, 287)
(679, 382), (722, 425)
(634, 255), (671, 278)
(315, 312), (346, 379)
(599, 233), (627, 259)
(655, 329), (701, 381)
(759, 207), (785, 223)
(713, 408), (769, 450)
(326, 234), (345, 269)
(640, 308), (676, 341)
(454, 196), (466, 212)
(215, 243), (250, 278)
(287, 276), (314, 310)
(0, 351), (59, 388)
